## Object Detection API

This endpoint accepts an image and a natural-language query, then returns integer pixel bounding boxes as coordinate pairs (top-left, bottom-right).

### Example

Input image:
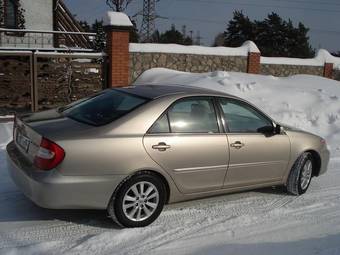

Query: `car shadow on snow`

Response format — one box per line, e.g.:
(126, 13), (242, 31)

(188, 233), (340, 255)
(0, 192), (120, 229)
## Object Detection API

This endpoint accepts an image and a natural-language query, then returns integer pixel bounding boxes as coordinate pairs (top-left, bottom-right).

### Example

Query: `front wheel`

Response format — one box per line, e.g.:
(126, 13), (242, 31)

(107, 172), (166, 228)
(286, 152), (314, 195)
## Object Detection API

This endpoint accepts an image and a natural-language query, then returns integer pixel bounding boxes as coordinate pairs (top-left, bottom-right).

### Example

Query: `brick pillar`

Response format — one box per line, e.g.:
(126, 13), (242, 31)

(105, 26), (131, 87)
(323, 63), (333, 79)
(247, 52), (261, 74)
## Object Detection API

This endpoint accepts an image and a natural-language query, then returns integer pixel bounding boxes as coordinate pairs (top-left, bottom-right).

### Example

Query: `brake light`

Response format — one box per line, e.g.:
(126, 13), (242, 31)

(34, 138), (65, 170)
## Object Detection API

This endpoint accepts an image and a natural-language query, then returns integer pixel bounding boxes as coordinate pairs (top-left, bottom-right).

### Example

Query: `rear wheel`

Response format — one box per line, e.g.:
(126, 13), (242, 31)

(107, 172), (166, 228)
(286, 152), (314, 195)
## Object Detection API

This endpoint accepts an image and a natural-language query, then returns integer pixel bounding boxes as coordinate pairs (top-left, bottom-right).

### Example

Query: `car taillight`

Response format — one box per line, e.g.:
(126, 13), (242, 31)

(34, 138), (65, 171)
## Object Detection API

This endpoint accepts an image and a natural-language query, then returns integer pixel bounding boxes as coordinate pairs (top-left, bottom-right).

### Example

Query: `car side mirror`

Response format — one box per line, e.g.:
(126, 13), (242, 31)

(274, 124), (282, 134)
(257, 125), (275, 134)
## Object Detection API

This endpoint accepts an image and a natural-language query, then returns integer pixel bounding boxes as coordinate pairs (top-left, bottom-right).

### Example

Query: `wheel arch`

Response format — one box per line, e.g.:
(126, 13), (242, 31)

(305, 150), (322, 177)
(109, 169), (171, 207)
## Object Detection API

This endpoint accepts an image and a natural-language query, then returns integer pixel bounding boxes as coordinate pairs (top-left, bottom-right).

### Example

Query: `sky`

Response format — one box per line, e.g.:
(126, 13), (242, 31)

(64, 0), (340, 53)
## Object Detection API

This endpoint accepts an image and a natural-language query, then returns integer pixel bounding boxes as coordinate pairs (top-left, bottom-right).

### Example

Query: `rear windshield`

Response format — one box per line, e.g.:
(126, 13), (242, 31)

(63, 90), (149, 126)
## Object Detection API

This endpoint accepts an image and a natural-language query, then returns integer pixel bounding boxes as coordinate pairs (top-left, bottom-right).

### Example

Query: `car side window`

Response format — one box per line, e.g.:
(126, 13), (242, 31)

(218, 98), (273, 133)
(167, 98), (219, 133)
(149, 114), (170, 134)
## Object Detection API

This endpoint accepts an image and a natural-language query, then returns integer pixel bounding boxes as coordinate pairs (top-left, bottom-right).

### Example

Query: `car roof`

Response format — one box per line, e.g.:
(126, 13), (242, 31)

(115, 84), (234, 99)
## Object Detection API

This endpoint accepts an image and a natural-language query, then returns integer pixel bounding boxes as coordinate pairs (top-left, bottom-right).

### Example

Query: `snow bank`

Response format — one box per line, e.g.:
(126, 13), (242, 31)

(0, 122), (13, 150)
(103, 11), (133, 27)
(135, 68), (340, 155)
(130, 40), (259, 57)
(262, 49), (340, 69)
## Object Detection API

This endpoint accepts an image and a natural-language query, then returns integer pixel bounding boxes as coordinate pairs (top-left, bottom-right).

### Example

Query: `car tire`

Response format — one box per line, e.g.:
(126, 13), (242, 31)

(107, 172), (166, 228)
(286, 152), (314, 195)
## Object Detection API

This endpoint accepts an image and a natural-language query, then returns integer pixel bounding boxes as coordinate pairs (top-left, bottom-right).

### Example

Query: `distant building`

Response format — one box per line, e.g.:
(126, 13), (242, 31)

(0, 0), (92, 49)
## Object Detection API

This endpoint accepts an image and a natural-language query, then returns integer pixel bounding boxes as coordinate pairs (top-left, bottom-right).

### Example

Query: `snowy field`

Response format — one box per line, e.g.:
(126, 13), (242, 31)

(1, 69), (340, 254)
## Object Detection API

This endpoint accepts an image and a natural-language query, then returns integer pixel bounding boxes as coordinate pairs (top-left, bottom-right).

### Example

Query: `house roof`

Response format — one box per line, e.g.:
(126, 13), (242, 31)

(55, 0), (92, 49)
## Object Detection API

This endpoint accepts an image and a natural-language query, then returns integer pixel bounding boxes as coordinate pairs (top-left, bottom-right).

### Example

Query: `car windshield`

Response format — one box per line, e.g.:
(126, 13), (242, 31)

(63, 89), (149, 126)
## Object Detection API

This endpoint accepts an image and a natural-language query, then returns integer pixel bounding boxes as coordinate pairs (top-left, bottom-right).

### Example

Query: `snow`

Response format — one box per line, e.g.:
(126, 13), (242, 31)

(130, 40), (259, 56)
(262, 49), (340, 69)
(35, 52), (105, 57)
(103, 11), (133, 27)
(1, 69), (340, 254)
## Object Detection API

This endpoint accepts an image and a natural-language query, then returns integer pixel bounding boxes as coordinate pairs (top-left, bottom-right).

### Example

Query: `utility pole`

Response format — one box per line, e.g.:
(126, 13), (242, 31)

(195, 31), (202, 45)
(140, 0), (157, 42)
(182, 25), (187, 38)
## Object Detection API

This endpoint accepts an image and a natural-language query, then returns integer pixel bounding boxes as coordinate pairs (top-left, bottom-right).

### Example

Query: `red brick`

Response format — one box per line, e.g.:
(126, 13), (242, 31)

(324, 63), (333, 79)
(247, 52), (261, 74)
(106, 29), (130, 87)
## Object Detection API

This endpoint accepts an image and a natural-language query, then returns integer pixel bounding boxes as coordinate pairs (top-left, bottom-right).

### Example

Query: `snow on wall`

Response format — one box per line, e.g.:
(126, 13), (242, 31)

(261, 49), (340, 69)
(130, 39), (340, 70)
(130, 41), (259, 57)
(103, 11), (133, 27)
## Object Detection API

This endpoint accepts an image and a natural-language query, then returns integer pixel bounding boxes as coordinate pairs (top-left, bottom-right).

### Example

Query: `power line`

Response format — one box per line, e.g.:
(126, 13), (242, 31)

(174, 0), (340, 14)
(266, 0), (340, 7)
(165, 15), (340, 35)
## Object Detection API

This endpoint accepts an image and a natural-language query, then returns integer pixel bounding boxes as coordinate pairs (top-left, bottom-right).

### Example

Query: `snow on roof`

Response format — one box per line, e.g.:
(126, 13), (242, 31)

(262, 49), (340, 69)
(103, 11), (133, 27)
(130, 40), (260, 57)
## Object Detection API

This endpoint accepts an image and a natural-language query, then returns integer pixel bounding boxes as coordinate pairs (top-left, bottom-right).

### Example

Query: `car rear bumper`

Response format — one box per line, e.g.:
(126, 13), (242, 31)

(6, 141), (127, 210)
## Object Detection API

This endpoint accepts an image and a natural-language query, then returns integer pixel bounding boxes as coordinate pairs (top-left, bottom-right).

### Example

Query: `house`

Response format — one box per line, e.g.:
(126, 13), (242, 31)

(0, 0), (92, 49)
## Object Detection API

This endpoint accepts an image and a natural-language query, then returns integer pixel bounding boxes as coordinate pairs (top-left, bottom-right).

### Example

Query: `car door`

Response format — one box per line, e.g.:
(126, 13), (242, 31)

(217, 98), (290, 188)
(143, 97), (230, 194)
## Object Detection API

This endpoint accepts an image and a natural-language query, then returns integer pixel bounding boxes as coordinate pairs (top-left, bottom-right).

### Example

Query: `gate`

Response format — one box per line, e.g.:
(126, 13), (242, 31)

(0, 51), (107, 115)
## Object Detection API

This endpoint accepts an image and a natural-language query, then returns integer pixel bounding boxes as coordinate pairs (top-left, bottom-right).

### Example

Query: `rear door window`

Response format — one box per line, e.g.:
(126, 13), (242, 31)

(168, 97), (219, 133)
(63, 90), (149, 126)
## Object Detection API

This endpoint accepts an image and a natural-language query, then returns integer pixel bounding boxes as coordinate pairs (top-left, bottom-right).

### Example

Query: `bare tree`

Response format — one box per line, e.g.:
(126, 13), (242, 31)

(106, 0), (133, 12)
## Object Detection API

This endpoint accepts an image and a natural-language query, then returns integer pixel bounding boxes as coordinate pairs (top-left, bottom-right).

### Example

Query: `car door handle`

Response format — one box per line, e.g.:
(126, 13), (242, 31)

(230, 141), (245, 149)
(152, 142), (171, 151)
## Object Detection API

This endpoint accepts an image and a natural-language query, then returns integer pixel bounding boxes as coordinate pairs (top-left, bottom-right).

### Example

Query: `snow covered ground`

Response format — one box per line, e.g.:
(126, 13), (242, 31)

(1, 69), (340, 254)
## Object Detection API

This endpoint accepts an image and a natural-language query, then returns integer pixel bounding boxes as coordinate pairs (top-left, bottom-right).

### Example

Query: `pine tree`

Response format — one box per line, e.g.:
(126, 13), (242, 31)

(92, 20), (106, 52)
(213, 33), (225, 46)
(0, 0), (4, 27)
(224, 11), (254, 47)
(223, 11), (315, 58)
(130, 19), (139, 43)
(332, 52), (340, 57)
(157, 24), (193, 45)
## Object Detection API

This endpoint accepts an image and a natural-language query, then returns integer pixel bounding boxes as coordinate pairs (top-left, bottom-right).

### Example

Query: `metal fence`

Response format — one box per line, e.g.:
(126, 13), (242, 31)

(0, 50), (107, 115)
(0, 28), (96, 50)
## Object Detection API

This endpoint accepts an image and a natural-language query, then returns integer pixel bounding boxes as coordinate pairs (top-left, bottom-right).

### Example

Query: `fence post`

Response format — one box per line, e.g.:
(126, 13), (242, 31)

(323, 63), (333, 79)
(247, 52), (261, 74)
(104, 12), (133, 87)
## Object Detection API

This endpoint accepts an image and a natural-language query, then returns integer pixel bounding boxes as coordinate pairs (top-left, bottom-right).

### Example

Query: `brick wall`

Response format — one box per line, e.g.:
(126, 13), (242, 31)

(247, 52), (261, 74)
(106, 29), (130, 87)
(324, 63), (334, 79)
